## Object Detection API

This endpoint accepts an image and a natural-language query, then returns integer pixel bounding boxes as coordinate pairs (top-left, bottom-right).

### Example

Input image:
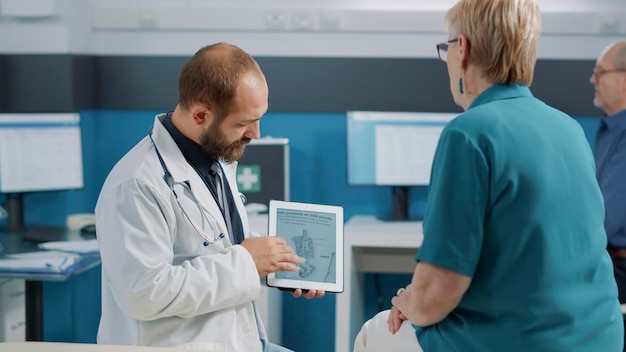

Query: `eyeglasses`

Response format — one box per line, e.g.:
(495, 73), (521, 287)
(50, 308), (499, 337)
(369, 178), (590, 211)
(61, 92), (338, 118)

(436, 38), (459, 62)
(593, 67), (626, 81)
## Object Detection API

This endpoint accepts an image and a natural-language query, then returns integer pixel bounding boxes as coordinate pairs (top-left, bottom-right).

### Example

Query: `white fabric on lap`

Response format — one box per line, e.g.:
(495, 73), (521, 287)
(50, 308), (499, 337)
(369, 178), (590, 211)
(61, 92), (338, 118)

(353, 310), (423, 352)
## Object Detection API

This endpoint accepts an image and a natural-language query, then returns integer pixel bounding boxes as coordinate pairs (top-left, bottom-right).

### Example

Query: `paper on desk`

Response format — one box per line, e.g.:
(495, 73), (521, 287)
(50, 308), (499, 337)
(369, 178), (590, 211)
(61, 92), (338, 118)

(38, 239), (99, 255)
(0, 251), (80, 273)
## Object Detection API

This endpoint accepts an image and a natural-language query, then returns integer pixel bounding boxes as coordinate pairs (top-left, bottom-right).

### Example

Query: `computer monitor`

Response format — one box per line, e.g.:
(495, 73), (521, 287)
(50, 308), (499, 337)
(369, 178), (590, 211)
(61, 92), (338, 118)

(236, 138), (289, 213)
(346, 111), (456, 221)
(0, 113), (84, 235)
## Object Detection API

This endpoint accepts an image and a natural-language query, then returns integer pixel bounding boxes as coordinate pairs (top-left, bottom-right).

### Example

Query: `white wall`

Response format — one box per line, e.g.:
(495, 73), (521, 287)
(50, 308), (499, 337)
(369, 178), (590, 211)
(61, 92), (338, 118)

(0, 0), (624, 59)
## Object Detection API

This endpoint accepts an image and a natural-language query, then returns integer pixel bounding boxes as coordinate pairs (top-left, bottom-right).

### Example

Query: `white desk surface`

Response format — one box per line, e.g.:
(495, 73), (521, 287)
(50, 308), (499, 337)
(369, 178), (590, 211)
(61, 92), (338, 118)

(336, 215), (423, 352)
(0, 342), (241, 352)
(343, 215), (423, 248)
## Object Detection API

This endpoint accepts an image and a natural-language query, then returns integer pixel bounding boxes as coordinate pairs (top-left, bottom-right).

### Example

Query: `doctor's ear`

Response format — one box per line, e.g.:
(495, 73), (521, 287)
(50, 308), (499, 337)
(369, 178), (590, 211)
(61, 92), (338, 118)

(190, 105), (213, 125)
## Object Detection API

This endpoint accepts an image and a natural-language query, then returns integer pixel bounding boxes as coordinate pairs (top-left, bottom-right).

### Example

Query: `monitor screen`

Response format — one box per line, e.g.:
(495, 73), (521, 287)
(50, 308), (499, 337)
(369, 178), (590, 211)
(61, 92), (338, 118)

(346, 111), (456, 221)
(347, 111), (456, 187)
(0, 113), (84, 193)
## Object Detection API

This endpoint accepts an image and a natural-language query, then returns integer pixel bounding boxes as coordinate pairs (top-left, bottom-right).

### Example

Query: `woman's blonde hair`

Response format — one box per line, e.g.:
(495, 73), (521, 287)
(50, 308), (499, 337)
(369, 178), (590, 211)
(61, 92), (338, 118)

(445, 0), (541, 86)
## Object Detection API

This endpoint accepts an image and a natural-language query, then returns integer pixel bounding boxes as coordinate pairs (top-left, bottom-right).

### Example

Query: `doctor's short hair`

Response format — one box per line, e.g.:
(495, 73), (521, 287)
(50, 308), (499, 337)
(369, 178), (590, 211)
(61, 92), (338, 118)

(177, 42), (266, 121)
(445, 0), (541, 86)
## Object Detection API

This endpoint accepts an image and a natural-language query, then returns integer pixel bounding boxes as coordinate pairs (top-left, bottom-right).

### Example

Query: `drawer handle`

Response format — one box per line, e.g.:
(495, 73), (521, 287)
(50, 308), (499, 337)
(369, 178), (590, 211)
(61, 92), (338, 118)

(9, 290), (25, 298)
(11, 321), (26, 331)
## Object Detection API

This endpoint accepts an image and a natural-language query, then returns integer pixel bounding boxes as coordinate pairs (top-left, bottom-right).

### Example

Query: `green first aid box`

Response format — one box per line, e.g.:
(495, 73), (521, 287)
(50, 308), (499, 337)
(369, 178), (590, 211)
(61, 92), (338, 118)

(236, 138), (289, 208)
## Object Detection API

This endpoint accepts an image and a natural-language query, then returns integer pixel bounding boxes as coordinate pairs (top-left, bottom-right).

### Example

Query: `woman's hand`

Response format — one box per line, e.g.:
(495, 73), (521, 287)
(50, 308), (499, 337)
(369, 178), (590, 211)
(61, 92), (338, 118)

(387, 286), (410, 334)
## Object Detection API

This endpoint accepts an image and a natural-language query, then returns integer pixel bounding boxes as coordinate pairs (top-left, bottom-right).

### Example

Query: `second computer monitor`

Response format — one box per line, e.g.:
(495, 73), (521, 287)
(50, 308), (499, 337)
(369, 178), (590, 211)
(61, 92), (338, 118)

(346, 111), (457, 220)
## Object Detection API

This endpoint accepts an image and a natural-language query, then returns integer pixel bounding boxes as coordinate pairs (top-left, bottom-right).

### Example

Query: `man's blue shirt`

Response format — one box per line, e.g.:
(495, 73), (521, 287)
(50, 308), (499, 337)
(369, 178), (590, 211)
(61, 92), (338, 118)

(595, 109), (626, 248)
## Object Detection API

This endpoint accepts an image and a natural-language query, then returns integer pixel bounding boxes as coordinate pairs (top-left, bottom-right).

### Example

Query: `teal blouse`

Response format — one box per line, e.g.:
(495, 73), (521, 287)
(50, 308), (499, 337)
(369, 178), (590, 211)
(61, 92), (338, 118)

(414, 84), (623, 351)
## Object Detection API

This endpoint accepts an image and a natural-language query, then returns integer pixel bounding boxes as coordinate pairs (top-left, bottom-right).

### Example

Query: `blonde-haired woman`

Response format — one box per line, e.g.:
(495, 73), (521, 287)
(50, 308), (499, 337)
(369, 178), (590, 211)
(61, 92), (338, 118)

(354, 0), (624, 350)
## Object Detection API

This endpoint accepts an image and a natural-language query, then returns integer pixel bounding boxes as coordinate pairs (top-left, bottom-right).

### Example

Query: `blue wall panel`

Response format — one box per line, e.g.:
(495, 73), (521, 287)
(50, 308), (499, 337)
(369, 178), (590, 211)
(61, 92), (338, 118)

(43, 265), (101, 343)
(0, 53), (604, 350)
(0, 111), (601, 351)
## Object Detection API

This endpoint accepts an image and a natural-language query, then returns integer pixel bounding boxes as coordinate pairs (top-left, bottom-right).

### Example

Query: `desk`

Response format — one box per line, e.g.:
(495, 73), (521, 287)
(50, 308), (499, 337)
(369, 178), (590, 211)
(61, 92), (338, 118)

(0, 341), (242, 352)
(335, 215), (423, 352)
(1, 215), (279, 345)
(0, 231), (101, 341)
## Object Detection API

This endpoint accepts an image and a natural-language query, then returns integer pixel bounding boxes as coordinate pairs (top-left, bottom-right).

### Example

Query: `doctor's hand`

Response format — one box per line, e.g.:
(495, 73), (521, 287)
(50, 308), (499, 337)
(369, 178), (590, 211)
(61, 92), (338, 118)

(291, 288), (325, 299)
(240, 236), (305, 278)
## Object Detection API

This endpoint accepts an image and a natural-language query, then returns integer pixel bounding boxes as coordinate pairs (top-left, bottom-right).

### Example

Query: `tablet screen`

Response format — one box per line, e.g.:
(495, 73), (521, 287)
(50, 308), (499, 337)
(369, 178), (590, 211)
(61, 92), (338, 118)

(266, 200), (344, 293)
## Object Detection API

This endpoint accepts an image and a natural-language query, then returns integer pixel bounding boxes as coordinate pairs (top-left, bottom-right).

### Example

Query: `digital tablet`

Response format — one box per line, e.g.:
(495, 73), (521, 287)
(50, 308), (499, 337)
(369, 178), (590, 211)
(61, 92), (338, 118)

(266, 200), (344, 293)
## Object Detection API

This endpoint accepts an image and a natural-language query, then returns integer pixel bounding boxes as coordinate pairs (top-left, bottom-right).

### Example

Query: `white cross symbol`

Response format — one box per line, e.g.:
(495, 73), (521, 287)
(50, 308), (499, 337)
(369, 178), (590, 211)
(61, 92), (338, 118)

(238, 167), (259, 190)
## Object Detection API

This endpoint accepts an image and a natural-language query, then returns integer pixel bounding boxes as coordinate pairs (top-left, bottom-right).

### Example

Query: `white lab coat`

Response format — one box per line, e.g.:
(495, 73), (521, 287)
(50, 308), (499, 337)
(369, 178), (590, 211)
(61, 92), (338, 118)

(95, 114), (266, 351)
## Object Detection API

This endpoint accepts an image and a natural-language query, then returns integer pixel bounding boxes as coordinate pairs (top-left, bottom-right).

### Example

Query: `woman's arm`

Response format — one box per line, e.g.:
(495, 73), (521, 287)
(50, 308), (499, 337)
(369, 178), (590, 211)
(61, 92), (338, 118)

(392, 261), (472, 327)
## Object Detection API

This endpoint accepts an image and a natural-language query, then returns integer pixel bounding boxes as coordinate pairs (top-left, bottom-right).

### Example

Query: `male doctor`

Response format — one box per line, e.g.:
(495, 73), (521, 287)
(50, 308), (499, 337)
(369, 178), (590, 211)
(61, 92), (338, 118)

(95, 42), (323, 351)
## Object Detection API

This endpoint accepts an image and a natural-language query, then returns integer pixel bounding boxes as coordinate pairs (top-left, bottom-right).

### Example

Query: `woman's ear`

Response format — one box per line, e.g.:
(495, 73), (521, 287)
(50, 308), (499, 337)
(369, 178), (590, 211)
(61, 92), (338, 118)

(457, 34), (471, 69)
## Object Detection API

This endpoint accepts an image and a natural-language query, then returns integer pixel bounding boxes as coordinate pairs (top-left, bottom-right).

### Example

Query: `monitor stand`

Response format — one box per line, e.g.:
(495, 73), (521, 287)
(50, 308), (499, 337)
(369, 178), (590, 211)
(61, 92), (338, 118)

(377, 186), (422, 222)
(6, 193), (24, 232)
(4, 193), (67, 242)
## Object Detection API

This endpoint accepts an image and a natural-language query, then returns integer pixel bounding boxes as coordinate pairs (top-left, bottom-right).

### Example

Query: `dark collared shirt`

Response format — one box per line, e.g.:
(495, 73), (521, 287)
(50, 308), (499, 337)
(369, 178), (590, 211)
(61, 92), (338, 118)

(162, 113), (245, 244)
(595, 109), (626, 247)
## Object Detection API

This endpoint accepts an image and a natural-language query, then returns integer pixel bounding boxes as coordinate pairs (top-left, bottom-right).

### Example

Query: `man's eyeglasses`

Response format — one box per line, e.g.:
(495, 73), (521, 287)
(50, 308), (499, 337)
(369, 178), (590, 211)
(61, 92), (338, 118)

(436, 38), (459, 62)
(593, 67), (626, 81)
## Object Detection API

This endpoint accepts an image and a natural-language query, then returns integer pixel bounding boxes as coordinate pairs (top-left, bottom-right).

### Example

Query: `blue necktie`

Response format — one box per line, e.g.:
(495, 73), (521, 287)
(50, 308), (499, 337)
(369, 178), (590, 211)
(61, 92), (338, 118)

(211, 162), (234, 244)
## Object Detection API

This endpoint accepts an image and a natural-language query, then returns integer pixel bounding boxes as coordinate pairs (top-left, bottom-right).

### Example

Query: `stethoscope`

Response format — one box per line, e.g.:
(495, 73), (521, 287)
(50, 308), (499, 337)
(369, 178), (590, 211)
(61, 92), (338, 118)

(149, 131), (225, 246)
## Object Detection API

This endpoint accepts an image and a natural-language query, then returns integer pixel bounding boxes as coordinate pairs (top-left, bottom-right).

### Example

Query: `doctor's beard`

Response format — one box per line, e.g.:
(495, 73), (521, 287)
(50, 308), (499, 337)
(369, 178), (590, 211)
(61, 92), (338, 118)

(200, 123), (251, 163)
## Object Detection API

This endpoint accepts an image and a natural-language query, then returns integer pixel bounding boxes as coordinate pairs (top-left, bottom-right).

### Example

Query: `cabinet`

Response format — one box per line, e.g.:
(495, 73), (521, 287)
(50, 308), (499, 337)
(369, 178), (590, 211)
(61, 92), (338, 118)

(0, 279), (25, 342)
(335, 215), (423, 352)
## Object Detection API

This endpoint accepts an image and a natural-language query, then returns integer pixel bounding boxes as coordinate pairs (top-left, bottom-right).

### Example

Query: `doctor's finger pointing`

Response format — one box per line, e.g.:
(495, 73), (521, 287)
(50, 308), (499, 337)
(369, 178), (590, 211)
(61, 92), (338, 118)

(240, 236), (305, 277)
